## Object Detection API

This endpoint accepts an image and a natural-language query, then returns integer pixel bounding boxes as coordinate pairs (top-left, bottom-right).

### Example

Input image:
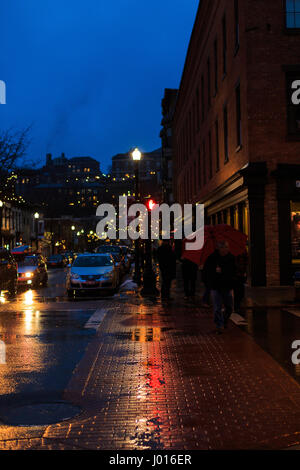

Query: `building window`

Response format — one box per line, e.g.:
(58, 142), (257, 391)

(286, 0), (300, 28)
(222, 15), (227, 75)
(223, 105), (229, 162)
(236, 82), (242, 147)
(214, 39), (218, 94)
(215, 120), (220, 171)
(291, 202), (300, 265)
(286, 71), (300, 135)
(234, 0), (239, 51)
(208, 131), (213, 179)
(207, 58), (211, 108)
(202, 141), (206, 185)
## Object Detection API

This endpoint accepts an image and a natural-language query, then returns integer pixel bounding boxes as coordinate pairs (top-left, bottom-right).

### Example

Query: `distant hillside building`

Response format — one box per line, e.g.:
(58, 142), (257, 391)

(16, 153), (106, 217)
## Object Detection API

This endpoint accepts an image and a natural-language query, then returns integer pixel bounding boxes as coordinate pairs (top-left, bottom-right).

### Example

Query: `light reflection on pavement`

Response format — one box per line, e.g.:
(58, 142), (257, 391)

(0, 268), (98, 418)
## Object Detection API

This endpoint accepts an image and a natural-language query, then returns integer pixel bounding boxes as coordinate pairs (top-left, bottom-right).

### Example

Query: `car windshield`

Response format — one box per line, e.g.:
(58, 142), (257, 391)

(73, 255), (113, 267)
(20, 257), (38, 266)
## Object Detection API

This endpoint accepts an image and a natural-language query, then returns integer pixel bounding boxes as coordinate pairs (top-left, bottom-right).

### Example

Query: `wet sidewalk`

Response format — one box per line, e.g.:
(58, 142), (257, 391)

(0, 288), (300, 450)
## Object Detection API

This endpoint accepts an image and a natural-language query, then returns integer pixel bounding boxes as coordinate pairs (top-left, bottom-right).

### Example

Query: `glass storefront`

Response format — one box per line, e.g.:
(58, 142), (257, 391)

(291, 201), (300, 264)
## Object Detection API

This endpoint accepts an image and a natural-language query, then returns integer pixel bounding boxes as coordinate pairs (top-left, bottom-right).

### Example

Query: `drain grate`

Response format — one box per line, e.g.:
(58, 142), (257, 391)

(0, 402), (81, 426)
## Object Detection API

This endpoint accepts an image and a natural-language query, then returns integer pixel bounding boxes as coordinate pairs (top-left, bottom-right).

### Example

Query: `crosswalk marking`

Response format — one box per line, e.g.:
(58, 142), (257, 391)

(84, 308), (107, 329)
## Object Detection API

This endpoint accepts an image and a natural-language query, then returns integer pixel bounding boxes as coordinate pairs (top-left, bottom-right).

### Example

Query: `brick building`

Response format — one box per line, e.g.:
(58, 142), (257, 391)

(110, 148), (162, 202)
(16, 153), (107, 217)
(173, 0), (300, 286)
(160, 89), (178, 204)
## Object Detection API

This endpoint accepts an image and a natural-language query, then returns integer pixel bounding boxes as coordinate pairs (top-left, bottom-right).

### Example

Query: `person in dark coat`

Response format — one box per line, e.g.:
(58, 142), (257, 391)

(233, 250), (248, 314)
(181, 258), (198, 301)
(202, 240), (236, 333)
(201, 265), (211, 307)
(157, 240), (176, 300)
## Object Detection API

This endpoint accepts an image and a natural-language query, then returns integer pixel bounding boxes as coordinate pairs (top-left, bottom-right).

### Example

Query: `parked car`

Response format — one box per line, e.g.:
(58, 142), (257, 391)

(66, 253), (119, 298)
(17, 255), (48, 288)
(47, 254), (68, 268)
(0, 247), (18, 297)
(96, 245), (125, 277)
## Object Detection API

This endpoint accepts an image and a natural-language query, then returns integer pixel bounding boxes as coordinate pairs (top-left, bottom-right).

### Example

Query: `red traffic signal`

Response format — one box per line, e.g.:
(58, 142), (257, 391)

(146, 199), (157, 211)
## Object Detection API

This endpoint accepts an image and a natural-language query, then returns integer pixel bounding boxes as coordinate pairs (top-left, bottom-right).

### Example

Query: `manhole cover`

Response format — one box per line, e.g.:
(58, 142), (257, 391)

(0, 402), (81, 426)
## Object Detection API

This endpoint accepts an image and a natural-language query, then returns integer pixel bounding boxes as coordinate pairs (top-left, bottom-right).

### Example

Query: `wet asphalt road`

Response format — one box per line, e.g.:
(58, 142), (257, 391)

(0, 268), (106, 423)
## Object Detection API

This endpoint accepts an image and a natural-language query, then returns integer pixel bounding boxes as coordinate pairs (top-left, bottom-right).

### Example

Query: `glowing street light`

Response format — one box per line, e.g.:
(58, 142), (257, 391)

(132, 147), (142, 161)
(131, 148), (142, 285)
(34, 212), (39, 219)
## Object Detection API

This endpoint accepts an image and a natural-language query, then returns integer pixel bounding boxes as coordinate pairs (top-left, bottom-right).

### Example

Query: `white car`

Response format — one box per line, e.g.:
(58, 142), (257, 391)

(66, 253), (119, 298)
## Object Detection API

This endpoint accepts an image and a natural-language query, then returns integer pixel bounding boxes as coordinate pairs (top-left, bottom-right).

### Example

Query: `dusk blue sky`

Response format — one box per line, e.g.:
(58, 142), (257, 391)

(0, 0), (199, 172)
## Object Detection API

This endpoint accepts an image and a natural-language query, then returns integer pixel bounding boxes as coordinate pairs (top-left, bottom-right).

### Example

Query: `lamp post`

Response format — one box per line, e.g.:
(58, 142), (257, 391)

(34, 212), (39, 252)
(71, 225), (75, 250)
(132, 148), (142, 284)
(141, 199), (159, 297)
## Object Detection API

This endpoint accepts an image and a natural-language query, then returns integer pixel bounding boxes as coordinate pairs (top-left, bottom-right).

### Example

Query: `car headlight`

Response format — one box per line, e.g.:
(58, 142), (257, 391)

(70, 272), (80, 279)
(25, 272), (33, 278)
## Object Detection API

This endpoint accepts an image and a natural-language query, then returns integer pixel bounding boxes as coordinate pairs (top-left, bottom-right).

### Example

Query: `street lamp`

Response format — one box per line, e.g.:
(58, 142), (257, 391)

(132, 148), (141, 161)
(141, 199), (159, 297)
(131, 147), (142, 284)
(71, 225), (75, 250)
(34, 213), (40, 252)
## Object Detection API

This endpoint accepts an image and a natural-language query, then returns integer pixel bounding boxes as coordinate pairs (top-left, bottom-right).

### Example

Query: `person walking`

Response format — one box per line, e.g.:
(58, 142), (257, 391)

(233, 250), (248, 314)
(202, 240), (236, 334)
(181, 258), (198, 301)
(157, 240), (177, 301)
(201, 265), (211, 307)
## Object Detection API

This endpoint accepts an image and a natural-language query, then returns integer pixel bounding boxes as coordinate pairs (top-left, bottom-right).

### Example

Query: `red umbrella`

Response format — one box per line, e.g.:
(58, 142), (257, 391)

(182, 225), (248, 267)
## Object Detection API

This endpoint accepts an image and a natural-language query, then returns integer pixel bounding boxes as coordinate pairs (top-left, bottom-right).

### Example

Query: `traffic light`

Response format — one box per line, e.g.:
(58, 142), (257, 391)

(146, 199), (157, 211)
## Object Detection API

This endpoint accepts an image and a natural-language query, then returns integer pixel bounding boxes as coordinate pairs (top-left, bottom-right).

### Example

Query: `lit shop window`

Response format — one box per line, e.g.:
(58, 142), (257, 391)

(291, 202), (300, 264)
(286, 0), (300, 28)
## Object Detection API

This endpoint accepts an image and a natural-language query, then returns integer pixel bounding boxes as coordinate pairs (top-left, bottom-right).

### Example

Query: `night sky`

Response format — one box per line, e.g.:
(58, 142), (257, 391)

(0, 0), (199, 172)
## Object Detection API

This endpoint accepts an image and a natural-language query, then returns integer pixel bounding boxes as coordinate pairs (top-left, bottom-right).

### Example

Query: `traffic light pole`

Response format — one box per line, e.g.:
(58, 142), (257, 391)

(133, 161), (141, 285)
(141, 208), (159, 297)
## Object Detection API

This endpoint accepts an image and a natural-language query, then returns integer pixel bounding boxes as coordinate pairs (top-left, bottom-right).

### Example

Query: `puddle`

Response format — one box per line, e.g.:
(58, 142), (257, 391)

(0, 401), (81, 426)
